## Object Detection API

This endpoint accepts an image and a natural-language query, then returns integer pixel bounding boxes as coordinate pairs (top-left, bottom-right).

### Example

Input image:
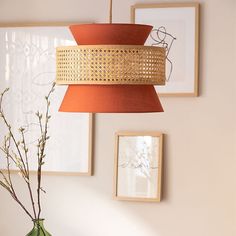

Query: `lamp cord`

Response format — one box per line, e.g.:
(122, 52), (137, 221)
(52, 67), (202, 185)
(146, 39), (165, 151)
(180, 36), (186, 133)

(109, 0), (113, 23)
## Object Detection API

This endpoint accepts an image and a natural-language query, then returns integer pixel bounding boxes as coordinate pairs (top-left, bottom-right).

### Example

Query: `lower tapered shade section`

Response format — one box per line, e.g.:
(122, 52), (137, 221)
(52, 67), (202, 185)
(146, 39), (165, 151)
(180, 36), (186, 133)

(59, 85), (164, 113)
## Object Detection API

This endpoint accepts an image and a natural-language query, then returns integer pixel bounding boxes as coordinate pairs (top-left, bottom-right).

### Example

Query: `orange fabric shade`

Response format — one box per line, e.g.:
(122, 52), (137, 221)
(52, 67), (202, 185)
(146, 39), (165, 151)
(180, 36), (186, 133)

(69, 23), (153, 45)
(59, 24), (164, 113)
(59, 85), (163, 113)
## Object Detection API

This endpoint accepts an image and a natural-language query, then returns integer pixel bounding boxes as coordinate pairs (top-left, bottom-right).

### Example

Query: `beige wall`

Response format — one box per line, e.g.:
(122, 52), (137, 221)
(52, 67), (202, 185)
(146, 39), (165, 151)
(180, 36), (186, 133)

(0, 0), (235, 235)
(233, 0), (236, 232)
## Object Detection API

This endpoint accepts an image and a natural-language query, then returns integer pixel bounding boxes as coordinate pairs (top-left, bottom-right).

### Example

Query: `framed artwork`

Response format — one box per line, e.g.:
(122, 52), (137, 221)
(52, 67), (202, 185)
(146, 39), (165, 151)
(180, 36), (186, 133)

(0, 23), (93, 176)
(131, 3), (200, 96)
(113, 132), (163, 202)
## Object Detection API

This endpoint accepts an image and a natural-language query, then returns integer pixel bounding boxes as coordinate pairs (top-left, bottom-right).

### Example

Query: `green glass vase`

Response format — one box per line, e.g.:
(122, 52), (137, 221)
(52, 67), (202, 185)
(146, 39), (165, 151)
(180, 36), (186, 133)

(26, 219), (52, 236)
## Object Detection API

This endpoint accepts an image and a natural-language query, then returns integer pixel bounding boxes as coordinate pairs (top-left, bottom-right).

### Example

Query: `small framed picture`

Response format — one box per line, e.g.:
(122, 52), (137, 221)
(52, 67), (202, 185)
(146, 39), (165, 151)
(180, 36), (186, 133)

(131, 3), (200, 96)
(113, 132), (163, 202)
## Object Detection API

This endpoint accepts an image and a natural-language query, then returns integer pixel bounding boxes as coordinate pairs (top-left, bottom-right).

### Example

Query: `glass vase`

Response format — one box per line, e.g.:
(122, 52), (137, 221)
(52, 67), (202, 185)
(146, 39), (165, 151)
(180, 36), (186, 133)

(26, 219), (52, 236)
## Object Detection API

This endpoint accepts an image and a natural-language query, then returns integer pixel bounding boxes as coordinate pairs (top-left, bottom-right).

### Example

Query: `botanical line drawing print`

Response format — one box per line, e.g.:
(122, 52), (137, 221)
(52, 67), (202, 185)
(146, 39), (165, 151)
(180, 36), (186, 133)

(118, 137), (158, 181)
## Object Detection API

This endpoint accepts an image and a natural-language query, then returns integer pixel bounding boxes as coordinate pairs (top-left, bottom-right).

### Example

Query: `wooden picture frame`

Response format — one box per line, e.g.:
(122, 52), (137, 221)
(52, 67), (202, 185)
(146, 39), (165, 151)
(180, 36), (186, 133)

(0, 22), (88, 27)
(131, 3), (200, 96)
(113, 132), (163, 202)
(0, 23), (94, 176)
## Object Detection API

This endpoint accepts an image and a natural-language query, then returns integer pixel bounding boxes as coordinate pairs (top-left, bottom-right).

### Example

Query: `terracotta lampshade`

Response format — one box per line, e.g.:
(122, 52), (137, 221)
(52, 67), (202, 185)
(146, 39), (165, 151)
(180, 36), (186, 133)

(60, 85), (163, 113)
(59, 24), (164, 113)
(69, 23), (153, 45)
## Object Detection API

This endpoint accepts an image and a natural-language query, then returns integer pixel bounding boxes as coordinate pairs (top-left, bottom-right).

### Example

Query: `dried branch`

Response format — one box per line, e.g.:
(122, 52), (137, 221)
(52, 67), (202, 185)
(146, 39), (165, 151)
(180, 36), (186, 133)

(19, 128), (37, 219)
(0, 150), (34, 220)
(0, 83), (55, 221)
(37, 82), (55, 220)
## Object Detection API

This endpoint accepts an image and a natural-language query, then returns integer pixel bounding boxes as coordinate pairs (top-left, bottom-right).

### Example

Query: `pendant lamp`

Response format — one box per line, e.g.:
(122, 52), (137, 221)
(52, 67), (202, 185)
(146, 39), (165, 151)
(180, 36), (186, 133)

(56, 0), (166, 113)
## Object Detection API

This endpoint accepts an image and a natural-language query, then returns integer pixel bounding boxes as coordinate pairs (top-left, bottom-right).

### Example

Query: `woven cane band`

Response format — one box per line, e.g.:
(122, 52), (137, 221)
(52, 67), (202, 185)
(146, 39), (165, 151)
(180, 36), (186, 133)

(56, 45), (165, 85)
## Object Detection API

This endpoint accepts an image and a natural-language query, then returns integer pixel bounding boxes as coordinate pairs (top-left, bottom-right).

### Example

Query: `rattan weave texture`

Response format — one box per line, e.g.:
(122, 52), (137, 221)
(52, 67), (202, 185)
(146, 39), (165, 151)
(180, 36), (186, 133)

(56, 45), (166, 85)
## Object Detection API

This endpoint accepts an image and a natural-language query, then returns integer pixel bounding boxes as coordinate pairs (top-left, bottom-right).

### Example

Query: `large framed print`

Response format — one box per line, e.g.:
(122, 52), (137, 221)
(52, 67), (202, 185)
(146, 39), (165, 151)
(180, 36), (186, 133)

(114, 132), (163, 202)
(0, 23), (93, 176)
(131, 3), (200, 96)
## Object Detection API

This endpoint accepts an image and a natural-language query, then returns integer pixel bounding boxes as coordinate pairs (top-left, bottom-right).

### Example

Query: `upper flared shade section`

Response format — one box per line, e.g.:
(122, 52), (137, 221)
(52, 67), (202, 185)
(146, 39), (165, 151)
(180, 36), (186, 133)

(59, 85), (163, 113)
(69, 23), (153, 45)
